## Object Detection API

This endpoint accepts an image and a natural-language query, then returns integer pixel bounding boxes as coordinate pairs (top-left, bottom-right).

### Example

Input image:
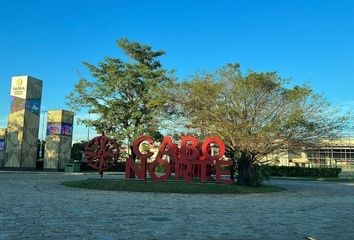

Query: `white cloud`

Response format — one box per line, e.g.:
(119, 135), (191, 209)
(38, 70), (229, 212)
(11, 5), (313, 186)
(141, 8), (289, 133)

(72, 113), (99, 142)
(0, 116), (7, 128)
(72, 124), (99, 142)
(334, 101), (354, 115)
(332, 99), (354, 109)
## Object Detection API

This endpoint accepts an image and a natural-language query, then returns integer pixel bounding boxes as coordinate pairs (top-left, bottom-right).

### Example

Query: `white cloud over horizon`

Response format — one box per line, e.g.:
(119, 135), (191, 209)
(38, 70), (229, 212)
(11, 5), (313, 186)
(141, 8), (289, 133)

(0, 115), (7, 129)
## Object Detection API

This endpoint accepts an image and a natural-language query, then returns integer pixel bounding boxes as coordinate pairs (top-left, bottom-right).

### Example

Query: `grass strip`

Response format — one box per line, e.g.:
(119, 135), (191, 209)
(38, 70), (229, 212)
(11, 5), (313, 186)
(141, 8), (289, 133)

(62, 179), (285, 194)
(270, 176), (354, 182)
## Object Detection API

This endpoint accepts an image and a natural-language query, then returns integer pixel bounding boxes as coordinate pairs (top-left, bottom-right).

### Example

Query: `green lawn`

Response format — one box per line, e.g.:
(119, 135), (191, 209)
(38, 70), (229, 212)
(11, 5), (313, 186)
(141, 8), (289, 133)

(62, 179), (285, 194)
(270, 176), (354, 182)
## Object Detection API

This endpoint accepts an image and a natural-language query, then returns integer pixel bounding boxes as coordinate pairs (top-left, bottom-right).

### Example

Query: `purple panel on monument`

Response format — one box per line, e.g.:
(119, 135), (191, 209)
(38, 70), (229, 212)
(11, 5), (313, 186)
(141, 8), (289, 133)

(0, 139), (5, 151)
(61, 123), (73, 136)
(10, 96), (26, 113)
(47, 123), (61, 135)
(25, 99), (41, 116)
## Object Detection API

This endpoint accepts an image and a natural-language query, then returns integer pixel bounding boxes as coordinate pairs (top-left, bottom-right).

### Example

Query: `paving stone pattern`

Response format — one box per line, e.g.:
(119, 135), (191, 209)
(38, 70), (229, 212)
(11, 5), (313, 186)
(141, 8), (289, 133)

(0, 173), (354, 240)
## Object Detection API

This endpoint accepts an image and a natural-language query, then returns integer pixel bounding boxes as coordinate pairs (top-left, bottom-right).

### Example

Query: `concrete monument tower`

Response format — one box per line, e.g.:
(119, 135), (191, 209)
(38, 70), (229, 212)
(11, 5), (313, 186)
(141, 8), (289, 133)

(5, 76), (42, 169)
(44, 110), (74, 170)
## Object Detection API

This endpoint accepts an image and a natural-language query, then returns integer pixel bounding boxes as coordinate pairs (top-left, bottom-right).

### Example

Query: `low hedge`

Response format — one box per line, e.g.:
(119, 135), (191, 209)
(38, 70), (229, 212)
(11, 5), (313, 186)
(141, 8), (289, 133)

(265, 166), (342, 178)
(80, 162), (341, 178)
(80, 161), (125, 172)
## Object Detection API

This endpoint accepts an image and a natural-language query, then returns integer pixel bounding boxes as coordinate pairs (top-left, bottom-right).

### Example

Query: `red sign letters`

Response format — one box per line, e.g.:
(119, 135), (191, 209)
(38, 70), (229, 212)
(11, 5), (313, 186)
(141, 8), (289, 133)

(125, 135), (233, 184)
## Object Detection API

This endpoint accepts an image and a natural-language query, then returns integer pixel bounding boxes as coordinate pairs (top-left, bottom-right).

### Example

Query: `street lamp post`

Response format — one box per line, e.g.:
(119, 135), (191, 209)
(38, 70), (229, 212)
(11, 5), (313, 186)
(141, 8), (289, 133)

(87, 112), (90, 141)
(39, 110), (47, 159)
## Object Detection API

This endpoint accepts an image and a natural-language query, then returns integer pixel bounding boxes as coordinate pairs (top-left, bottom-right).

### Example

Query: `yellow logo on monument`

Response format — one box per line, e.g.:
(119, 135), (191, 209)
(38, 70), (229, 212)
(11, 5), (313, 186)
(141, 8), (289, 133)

(12, 78), (26, 96)
(16, 78), (23, 86)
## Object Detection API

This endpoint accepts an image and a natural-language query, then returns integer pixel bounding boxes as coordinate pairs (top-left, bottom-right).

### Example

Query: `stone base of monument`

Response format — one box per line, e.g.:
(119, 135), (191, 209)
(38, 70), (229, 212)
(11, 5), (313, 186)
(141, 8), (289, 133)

(1, 167), (37, 171)
(65, 162), (81, 173)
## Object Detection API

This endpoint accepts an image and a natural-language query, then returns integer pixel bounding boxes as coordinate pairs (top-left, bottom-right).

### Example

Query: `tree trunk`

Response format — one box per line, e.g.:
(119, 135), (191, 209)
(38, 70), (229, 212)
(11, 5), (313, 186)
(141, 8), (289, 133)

(230, 158), (236, 182)
(129, 145), (136, 178)
(237, 158), (253, 186)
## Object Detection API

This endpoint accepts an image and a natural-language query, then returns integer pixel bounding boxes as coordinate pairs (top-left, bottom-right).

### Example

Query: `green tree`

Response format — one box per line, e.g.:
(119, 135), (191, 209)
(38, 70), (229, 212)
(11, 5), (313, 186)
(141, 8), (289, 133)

(174, 63), (351, 186)
(67, 39), (172, 152)
(71, 141), (88, 161)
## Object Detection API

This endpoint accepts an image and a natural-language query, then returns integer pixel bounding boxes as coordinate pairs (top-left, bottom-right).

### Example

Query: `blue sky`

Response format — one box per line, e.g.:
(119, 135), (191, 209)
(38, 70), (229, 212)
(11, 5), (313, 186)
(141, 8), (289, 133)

(1, 0), (354, 141)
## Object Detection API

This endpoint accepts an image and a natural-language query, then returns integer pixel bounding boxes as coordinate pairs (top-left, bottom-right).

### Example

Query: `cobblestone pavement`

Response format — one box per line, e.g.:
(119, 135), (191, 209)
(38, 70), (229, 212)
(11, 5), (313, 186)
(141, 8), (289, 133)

(0, 173), (353, 240)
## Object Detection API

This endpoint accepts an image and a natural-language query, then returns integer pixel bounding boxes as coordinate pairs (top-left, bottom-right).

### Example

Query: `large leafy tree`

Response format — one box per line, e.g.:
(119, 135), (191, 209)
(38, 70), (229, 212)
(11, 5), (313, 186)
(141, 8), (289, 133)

(67, 39), (173, 149)
(174, 63), (351, 185)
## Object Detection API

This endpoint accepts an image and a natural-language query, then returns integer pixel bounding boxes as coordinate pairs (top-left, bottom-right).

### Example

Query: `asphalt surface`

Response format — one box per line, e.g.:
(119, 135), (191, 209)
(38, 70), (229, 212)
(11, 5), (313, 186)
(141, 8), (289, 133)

(0, 173), (353, 240)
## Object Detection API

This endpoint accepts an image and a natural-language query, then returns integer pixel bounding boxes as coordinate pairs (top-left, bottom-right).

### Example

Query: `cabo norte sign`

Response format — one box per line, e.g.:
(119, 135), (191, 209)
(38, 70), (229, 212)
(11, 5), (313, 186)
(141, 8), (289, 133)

(126, 135), (233, 185)
(85, 135), (233, 184)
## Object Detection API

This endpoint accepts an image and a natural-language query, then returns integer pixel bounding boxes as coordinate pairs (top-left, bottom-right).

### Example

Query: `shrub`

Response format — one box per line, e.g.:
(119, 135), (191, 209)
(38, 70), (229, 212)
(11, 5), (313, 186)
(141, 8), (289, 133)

(80, 161), (125, 172)
(264, 166), (342, 178)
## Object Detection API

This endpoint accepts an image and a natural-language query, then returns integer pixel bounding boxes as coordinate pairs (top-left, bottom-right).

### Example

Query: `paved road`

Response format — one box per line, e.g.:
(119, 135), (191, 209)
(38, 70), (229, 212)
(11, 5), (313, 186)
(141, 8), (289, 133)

(0, 173), (353, 240)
